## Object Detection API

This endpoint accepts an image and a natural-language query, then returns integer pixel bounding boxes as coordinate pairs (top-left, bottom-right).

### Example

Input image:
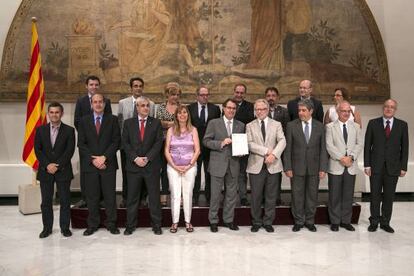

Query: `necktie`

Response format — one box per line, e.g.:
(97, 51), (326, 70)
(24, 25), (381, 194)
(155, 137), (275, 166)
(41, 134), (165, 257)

(133, 100), (138, 118)
(261, 120), (266, 141)
(385, 120), (391, 138)
(95, 116), (101, 134)
(304, 121), (310, 143)
(140, 119), (146, 141)
(200, 105), (206, 125)
(343, 123), (348, 144)
(51, 126), (58, 147)
(226, 120), (232, 137)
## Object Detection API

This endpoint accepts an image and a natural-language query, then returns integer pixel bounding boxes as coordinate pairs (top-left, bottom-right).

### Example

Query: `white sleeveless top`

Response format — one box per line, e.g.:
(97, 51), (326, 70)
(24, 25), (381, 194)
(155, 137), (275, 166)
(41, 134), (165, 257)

(328, 105), (355, 122)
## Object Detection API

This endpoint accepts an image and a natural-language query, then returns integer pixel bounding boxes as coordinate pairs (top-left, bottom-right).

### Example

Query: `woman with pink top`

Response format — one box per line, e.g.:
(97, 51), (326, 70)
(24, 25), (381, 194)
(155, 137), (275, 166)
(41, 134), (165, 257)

(164, 105), (200, 233)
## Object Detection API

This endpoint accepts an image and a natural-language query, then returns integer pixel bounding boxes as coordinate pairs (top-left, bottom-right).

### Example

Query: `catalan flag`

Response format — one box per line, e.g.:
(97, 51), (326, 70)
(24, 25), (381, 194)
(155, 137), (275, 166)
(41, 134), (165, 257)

(22, 19), (46, 170)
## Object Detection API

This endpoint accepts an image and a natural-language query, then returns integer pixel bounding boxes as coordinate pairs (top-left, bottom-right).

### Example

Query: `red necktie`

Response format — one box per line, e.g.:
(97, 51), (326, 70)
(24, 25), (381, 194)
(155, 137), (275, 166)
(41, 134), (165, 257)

(140, 119), (145, 141)
(95, 116), (101, 135)
(385, 120), (391, 138)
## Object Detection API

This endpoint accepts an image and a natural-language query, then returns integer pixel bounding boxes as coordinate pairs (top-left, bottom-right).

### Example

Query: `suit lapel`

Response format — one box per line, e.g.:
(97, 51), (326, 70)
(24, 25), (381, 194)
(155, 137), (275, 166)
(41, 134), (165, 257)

(44, 123), (53, 150)
(255, 119), (265, 144)
(296, 120), (307, 144)
(53, 124), (64, 149)
(334, 121), (345, 145)
(142, 117), (153, 142)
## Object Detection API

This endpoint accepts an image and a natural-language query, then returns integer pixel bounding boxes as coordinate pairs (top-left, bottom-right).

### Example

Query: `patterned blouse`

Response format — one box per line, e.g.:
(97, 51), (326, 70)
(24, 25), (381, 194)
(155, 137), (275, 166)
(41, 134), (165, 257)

(156, 102), (175, 137)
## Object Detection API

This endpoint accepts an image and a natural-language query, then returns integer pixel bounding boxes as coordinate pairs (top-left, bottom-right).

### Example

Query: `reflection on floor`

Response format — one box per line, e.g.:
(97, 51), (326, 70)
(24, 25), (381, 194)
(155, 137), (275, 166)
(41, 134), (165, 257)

(0, 202), (413, 275)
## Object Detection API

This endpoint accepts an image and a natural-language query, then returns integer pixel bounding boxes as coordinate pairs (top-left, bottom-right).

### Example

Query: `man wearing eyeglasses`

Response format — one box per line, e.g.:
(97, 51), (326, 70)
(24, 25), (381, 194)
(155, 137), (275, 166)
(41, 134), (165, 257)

(188, 85), (221, 206)
(326, 101), (363, 232)
(203, 99), (245, 232)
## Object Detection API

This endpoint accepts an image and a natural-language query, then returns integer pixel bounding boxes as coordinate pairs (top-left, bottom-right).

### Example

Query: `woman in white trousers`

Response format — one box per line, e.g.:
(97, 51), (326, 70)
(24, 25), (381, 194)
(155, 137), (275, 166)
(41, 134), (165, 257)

(165, 105), (200, 232)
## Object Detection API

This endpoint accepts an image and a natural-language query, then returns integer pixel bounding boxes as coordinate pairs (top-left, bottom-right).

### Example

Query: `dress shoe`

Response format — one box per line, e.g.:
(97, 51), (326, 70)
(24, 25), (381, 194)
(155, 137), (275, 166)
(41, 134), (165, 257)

(367, 224), (378, 232)
(61, 229), (72, 237)
(223, 222), (239, 231)
(305, 224), (317, 232)
(292, 224), (303, 232)
(74, 199), (87, 208)
(251, 225), (261, 232)
(210, 224), (218, 233)
(39, 229), (52, 239)
(340, 223), (355, 231)
(380, 224), (395, 233)
(263, 225), (275, 233)
(152, 226), (162, 235)
(330, 224), (339, 232)
(83, 228), (97, 236)
(124, 228), (135, 235)
(108, 227), (120, 235)
(240, 198), (250, 206)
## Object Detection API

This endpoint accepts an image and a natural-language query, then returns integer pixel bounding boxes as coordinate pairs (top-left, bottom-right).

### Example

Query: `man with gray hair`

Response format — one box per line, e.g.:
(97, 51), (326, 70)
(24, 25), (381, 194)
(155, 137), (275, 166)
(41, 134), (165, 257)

(283, 99), (328, 232)
(246, 99), (286, 232)
(326, 101), (363, 232)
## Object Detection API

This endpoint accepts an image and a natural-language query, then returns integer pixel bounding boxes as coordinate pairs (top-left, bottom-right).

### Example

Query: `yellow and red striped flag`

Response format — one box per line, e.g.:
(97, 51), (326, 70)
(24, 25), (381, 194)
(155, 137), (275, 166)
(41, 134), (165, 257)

(22, 19), (46, 170)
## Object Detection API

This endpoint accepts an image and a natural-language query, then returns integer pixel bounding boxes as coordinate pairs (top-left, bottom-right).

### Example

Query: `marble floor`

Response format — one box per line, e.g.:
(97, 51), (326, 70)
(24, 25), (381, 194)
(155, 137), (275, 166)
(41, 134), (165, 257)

(1, 202), (413, 276)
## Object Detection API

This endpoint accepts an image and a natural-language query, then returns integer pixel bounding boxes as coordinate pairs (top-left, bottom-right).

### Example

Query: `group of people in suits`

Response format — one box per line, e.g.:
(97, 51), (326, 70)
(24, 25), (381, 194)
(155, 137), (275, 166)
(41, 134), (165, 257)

(34, 76), (408, 238)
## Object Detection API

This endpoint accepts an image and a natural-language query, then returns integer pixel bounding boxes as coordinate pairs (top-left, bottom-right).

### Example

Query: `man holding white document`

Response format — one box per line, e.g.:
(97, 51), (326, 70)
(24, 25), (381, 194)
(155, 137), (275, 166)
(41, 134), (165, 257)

(203, 98), (245, 232)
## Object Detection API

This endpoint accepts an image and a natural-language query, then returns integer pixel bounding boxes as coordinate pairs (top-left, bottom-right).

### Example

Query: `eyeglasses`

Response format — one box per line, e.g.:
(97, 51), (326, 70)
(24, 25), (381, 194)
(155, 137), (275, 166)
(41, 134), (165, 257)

(224, 106), (236, 110)
(138, 104), (150, 107)
(255, 108), (268, 112)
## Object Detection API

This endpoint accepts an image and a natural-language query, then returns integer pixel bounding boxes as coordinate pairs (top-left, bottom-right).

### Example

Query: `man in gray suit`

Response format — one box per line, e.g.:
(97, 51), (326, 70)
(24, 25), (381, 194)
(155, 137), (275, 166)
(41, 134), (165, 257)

(118, 77), (155, 207)
(326, 101), (363, 232)
(283, 99), (328, 232)
(203, 98), (245, 232)
(246, 99), (286, 233)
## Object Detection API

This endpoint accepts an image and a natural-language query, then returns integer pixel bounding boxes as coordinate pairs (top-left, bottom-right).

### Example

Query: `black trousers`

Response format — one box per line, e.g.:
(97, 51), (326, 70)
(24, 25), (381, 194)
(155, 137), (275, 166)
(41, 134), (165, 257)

(369, 167), (398, 226)
(193, 148), (211, 201)
(120, 149), (147, 202)
(84, 171), (117, 229)
(40, 179), (71, 231)
(126, 171), (162, 228)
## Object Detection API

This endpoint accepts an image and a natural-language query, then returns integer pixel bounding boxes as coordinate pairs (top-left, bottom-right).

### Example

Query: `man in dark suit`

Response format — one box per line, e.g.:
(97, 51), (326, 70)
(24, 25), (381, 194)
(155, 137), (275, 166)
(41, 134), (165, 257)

(364, 99), (409, 233)
(232, 83), (255, 206)
(204, 99), (245, 232)
(265, 87), (290, 132)
(188, 85), (221, 205)
(287, 80), (324, 123)
(122, 96), (164, 235)
(78, 93), (120, 236)
(74, 75), (112, 208)
(283, 99), (328, 232)
(34, 102), (75, 238)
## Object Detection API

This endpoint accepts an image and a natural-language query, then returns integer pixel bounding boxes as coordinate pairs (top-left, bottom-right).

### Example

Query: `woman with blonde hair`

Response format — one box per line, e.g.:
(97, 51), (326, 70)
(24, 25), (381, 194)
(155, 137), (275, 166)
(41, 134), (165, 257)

(156, 82), (182, 206)
(164, 105), (200, 233)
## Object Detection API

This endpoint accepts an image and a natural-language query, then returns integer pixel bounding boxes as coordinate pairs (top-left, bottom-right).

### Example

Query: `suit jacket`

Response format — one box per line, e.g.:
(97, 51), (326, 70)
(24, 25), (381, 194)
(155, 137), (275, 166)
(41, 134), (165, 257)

(270, 105), (290, 133)
(122, 116), (164, 175)
(77, 114), (120, 172)
(203, 117), (245, 177)
(364, 117), (409, 176)
(287, 96), (324, 123)
(188, 102), (221, 147)
(34, 123), (75, 182)
(326, 120), (363, 175)
(283, 118), (328, 176)
(118, 96), (155, 133)
(74, 95), (112, 130)
(235, 100), (255, 125)
(246, 118), (286, 174)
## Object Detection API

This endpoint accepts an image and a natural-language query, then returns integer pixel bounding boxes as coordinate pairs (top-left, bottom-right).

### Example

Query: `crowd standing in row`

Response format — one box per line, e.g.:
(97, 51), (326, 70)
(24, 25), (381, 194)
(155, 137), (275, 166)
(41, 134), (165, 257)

(34, 76), (409, 238)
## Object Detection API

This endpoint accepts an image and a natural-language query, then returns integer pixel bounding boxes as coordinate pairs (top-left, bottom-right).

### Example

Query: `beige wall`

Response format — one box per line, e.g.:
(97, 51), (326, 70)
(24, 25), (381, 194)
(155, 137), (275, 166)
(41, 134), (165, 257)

(0, 0), (412, 194)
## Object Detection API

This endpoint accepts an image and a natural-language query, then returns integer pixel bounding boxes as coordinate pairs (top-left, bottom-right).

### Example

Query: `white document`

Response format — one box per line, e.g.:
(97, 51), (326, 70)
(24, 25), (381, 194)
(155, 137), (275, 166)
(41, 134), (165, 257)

(231, 133), (248, 156)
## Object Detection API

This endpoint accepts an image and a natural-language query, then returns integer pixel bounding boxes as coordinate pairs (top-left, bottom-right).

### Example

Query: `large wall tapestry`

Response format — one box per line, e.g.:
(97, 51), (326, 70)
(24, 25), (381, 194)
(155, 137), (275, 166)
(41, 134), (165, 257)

(0, 0), (389, 104)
